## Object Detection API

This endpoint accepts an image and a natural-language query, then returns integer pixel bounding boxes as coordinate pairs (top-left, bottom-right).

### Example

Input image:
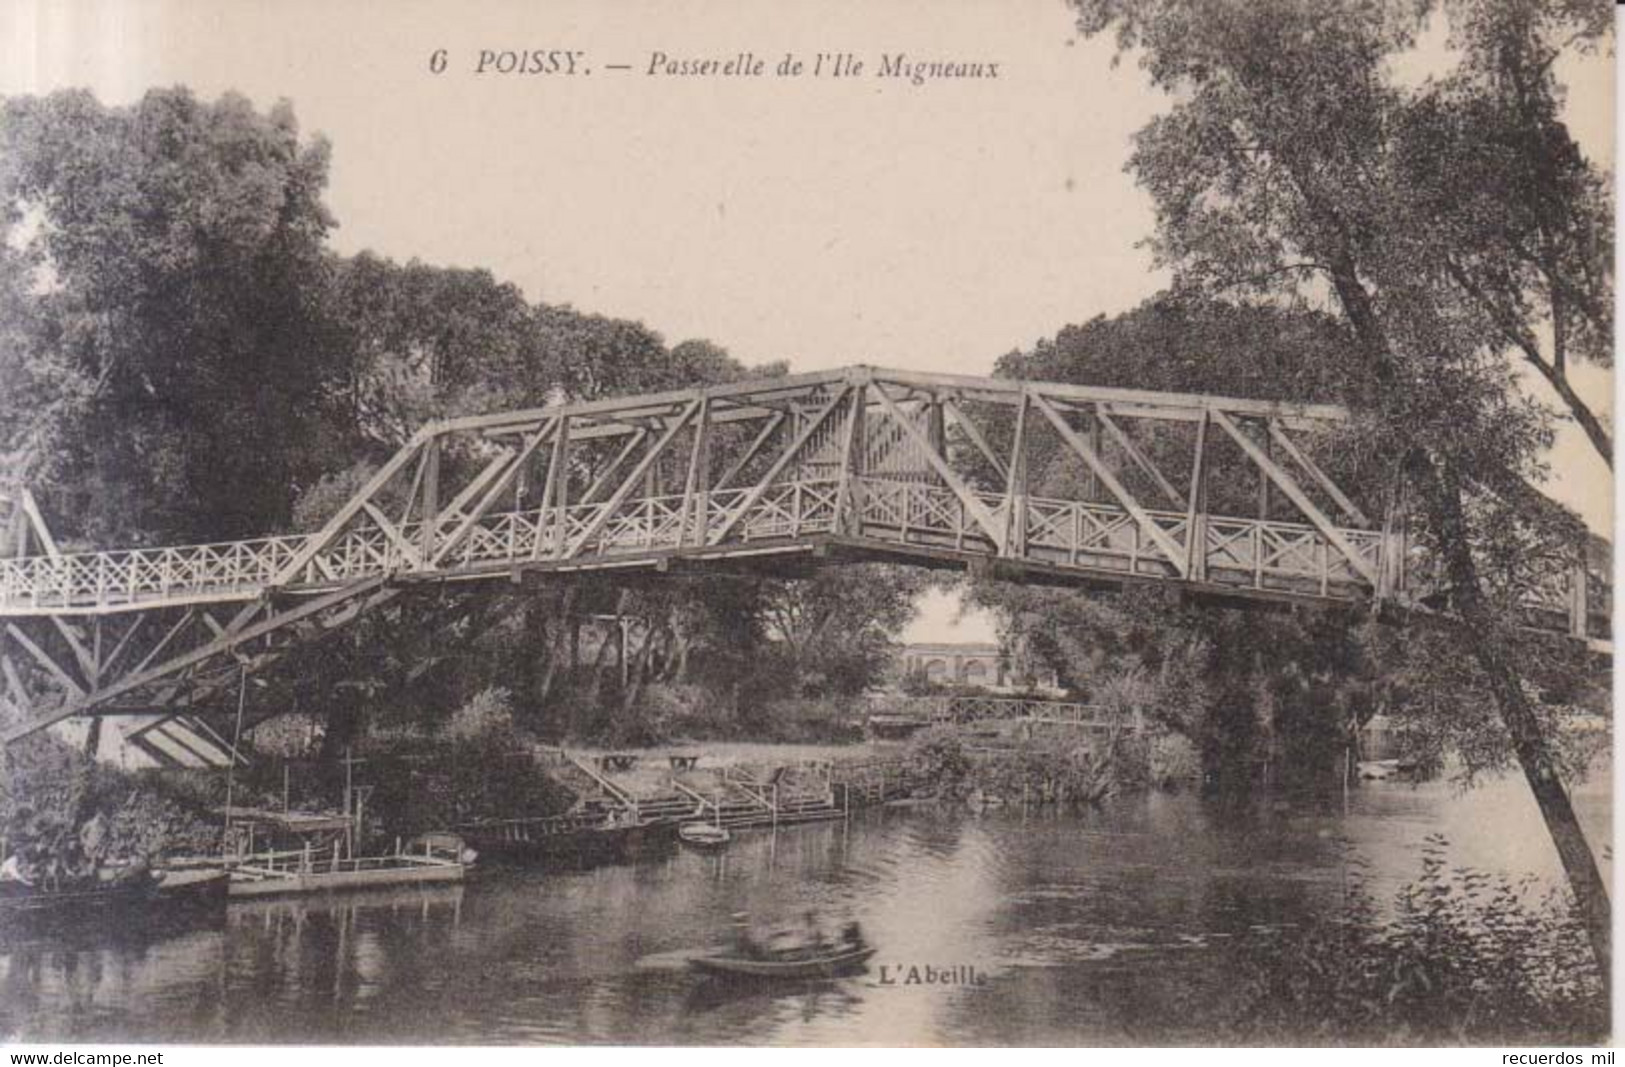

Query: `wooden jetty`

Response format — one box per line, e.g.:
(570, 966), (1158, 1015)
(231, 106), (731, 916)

(225, 835), (469, 898)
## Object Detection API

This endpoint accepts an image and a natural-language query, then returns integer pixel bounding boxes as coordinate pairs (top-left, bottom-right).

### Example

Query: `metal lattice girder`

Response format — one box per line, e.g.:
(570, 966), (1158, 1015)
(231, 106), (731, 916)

(0, 365), (1609, 743)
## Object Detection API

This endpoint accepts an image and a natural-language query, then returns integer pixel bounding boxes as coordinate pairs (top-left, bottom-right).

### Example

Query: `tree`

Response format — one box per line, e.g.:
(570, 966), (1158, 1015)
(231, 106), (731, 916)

(1399, 0), (1614, 464)
(758, 565), (932, 698)
(1071, 0), (1611, 973)
(0, 89), (348, 544)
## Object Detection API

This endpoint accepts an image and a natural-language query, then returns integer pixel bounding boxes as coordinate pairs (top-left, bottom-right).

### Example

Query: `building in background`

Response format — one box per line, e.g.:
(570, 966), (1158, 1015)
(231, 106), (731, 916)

(893, 641), (1062, 695)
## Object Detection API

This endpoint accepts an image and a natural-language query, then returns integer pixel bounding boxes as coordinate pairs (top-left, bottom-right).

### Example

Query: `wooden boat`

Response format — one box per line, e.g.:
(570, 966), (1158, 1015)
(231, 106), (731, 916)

(0, 865), (228, 919)
(153, 867), (231, 908)
(678, 822), (731, 848)
(226, 834), (471, 898)
(456, 813), (676, 866)
(0, 873), (154, 916)
(688, 943), (875, 979)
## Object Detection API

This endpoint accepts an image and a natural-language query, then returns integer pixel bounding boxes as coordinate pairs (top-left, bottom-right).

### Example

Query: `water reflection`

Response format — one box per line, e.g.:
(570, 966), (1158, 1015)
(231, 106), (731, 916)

(0, 766), (1609, 1045)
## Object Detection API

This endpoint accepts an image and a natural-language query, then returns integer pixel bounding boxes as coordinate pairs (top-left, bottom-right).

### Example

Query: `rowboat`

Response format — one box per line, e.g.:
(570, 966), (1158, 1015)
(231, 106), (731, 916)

(678, 823), (730, 848)
(153, 867), (231, 908)
(0, 874), (152, 916)
(0, 866), (228, 919)
(688, 944), (875, 979)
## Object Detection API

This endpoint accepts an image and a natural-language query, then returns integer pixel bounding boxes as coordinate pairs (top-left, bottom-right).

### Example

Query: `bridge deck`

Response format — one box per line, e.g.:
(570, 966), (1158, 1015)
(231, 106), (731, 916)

(0, 365), (1607, 745)
(0, 475), (1391, 614)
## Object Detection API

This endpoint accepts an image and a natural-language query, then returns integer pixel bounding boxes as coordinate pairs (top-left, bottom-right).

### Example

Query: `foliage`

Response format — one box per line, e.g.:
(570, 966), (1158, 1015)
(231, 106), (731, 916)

(1399, 0), (1614, 461)
(735, 697), (866, 745)
(0, 88), (347, 543)
(440, 685), (517, 743)
(1219, 837), (1607, 1044)
(0, 736), (217, 880)
(904, 726), (974, 796)
(355, 689), (570, 832)
(756, 564), (932, 699)
(903, 725), (1124, 803)
(1054, 1), (1611, 965)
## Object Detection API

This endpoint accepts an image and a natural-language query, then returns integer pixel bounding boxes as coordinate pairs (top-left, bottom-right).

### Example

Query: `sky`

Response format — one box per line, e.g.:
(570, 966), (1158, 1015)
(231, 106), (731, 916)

(0, 0), (1614, 644)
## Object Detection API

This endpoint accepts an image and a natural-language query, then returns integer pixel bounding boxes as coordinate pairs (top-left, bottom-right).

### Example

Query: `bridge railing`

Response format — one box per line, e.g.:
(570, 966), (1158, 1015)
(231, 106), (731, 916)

(0, 471), (1599, 644)
(0, 479), (851, 612)
(867, 693), (1125, 728)
(0, 533), (312, 611)
(855, 479), (1386, 596)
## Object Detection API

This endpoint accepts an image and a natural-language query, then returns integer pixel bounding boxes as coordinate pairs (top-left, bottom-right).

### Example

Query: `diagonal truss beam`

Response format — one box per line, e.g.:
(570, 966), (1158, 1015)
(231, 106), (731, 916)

(1267, 420), (1371, 527)
(17, 490), (61, 558)
(1032, 393), (1189, 576)
(1096, 405), (1185, 508)
(362, 503), (425, 569)
(1, 575), (394, 743)
(873, 385), (1007, 550)
(709, 389), (849, 545)
(713, 411), (785, 491)
(1211, 409), (1379, 585)
(941, 397), (1009, 483)
(273, 434), (431, 585)
(567, 401), (700, 558)
(6, 622), (86, 696)
(431, 416), (560, 567)
(581, 427), (647, 504)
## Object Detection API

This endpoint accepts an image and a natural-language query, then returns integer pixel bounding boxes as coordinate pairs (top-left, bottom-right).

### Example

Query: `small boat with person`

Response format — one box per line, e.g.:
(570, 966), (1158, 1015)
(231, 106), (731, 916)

(689, 912), (873, 979)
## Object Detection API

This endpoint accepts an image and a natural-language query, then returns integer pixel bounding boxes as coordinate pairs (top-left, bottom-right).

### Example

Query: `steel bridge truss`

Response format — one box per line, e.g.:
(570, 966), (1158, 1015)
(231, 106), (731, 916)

(0, 366), (1609, 746)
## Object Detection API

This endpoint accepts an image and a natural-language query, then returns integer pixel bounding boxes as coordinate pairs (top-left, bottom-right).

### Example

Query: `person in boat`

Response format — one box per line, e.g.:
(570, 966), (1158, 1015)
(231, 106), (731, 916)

(731, 912), (764, 960)
(801, 909), (829, 952)
(840, 920), (865, 950)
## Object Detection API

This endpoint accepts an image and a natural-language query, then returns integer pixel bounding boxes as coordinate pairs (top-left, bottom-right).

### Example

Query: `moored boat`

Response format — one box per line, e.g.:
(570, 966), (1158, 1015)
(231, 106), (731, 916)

(678, 822), (730, 848)
(0, 864), (228, 920)
(0, 873), (153, 916)
(154, 867), (231, 908)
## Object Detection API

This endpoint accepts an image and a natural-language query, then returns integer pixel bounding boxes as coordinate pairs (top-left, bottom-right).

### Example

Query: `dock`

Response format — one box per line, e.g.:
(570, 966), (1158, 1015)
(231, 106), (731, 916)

(224, 840), (468, 898)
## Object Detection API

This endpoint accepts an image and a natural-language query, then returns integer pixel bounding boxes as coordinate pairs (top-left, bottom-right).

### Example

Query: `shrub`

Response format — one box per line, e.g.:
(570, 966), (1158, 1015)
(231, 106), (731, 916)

(904, 726), (973, 797)
(1, 737), (218, 879)
(441, 686), (516, 743)
(1218, 836), (1607, 1045)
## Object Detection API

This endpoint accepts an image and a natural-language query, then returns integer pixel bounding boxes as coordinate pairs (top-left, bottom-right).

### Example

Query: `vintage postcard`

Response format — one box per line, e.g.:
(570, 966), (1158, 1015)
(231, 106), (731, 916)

(0, 0), (1613, 1050)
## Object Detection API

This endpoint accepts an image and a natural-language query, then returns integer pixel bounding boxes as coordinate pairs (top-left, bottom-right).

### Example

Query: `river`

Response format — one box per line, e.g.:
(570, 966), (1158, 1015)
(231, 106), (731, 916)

(0, 764), (1610, 1045)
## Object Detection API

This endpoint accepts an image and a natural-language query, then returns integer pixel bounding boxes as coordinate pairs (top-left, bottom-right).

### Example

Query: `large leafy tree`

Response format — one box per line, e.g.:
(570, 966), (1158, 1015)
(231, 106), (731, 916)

(759, 565), (932, 699)
(982, 298), (1382, 785)
(1071, 0), (1611, 973)
(1400, 0), (1614, 464)
(0, 89), (348, 544)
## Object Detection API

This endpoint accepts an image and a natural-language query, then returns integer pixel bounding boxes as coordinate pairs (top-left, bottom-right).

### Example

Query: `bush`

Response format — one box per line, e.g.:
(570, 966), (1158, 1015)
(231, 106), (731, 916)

(441, 686), (516, 743)
(1217, 836), (1607, 1045)
(632, 686), (864, 745)
(1, 737), (218, 880)
(905, 727), (973, 796)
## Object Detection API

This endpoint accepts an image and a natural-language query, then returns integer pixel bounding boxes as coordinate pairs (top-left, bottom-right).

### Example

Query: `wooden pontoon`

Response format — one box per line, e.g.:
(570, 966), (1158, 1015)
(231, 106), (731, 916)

(225, 835), (469, 898)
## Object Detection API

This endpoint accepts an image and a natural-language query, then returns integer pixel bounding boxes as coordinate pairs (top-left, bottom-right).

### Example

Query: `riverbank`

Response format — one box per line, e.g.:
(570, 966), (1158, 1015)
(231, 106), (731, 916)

(0, 773), (1607, 1045)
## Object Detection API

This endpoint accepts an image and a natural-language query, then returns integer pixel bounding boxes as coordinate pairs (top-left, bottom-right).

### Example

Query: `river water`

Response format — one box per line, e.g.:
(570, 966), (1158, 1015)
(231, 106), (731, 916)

(0, 765), (1609, 1045)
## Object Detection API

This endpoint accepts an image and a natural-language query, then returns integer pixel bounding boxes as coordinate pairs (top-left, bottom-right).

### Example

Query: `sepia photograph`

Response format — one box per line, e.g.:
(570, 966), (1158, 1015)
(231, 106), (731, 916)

(0, 0), (1614, 1049)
